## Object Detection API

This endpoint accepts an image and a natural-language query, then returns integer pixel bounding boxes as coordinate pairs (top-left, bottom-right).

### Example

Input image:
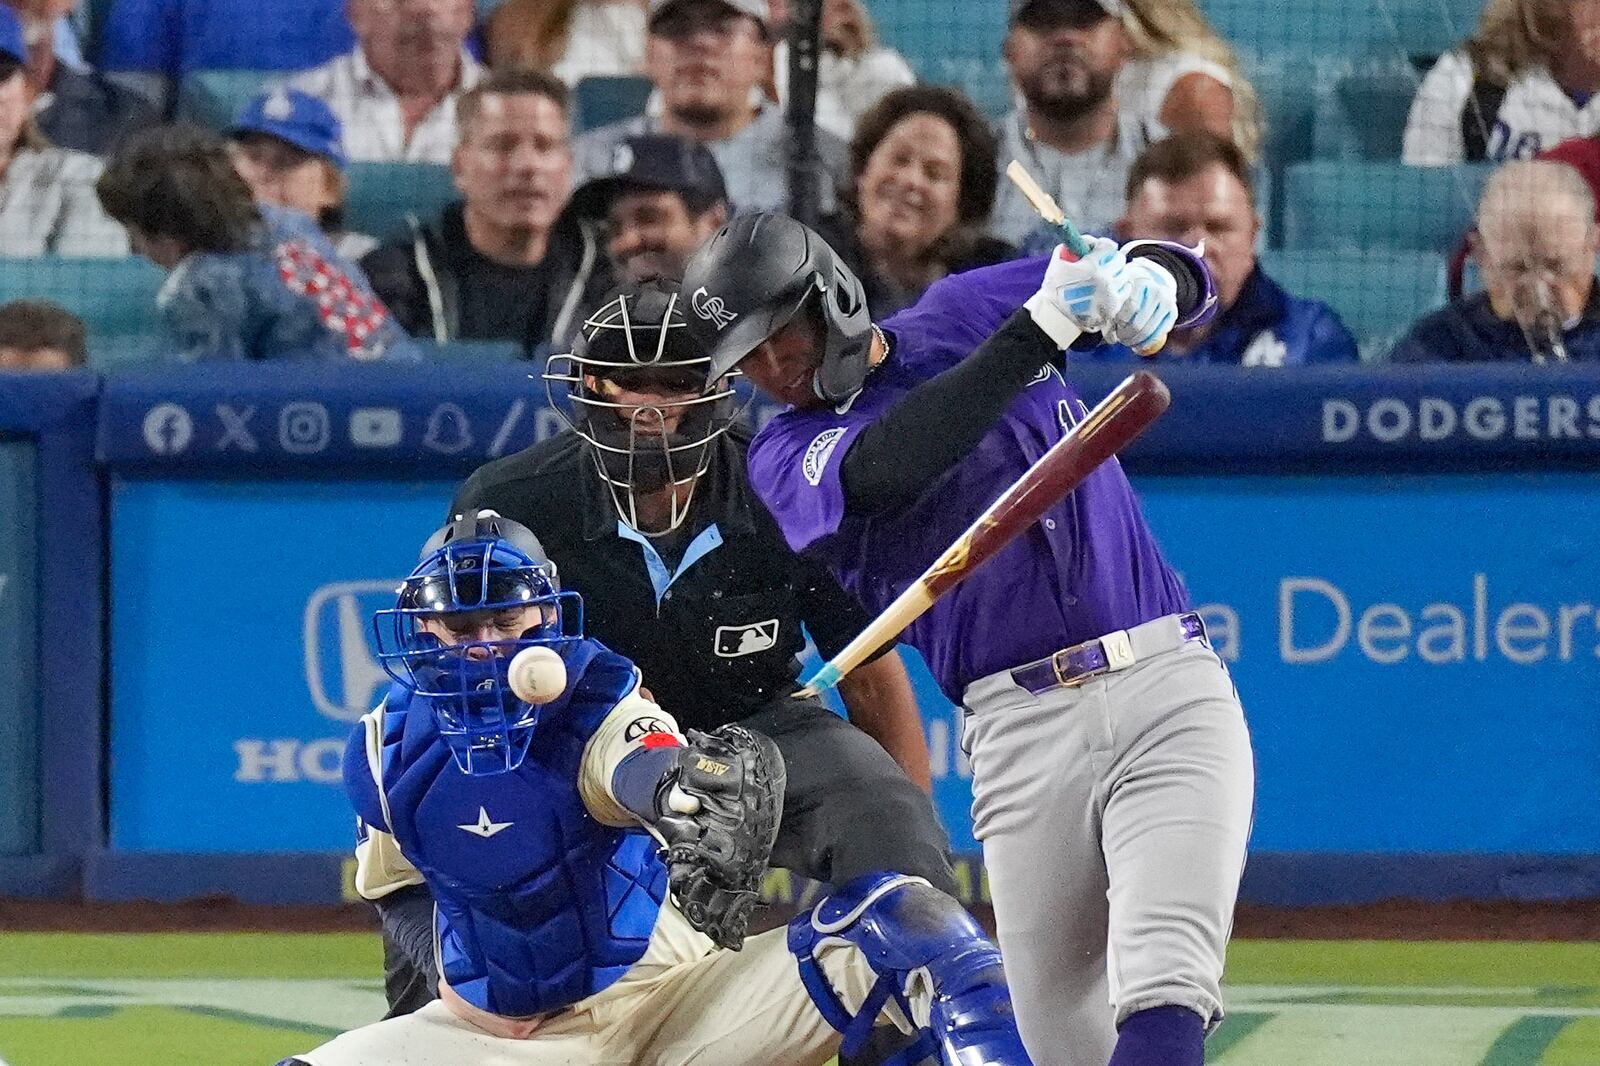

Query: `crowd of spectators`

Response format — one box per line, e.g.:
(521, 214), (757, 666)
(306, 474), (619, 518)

(1, 0), (1598, 368)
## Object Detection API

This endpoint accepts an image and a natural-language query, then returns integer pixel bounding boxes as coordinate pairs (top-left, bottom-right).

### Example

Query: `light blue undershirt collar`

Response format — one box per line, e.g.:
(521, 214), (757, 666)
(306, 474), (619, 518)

(616, 520), (724, 607)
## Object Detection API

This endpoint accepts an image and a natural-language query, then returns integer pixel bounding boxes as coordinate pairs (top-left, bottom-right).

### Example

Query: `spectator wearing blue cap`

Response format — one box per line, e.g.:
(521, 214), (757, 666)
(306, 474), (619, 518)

(228, 87), (377, 261)
(96, 124), (416, 362)
(1, 0), (159, 154)
(0, 8), (128, 255)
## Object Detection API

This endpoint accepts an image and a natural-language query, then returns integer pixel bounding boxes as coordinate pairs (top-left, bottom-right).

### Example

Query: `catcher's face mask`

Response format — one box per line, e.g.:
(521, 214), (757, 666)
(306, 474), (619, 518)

(374, 535), (582, 777)
(546, 282), (743, 536)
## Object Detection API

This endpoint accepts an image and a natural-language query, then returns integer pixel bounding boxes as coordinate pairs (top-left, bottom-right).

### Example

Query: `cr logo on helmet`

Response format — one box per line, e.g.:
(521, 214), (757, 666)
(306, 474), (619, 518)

(691, 286), (738, 330)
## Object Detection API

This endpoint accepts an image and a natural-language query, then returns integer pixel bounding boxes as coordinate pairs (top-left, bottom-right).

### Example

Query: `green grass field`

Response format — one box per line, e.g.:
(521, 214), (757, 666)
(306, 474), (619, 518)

(3, 935), (1600, 1065)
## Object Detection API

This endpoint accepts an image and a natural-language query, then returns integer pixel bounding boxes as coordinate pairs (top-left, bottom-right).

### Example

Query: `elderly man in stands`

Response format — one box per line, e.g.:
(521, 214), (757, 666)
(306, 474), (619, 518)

(1092, 131), (1357, 366)
(574, 0), (847, 214)
(1394, 160), (1600, 363)
(361, 69), (610, 355)
(286, 0), (479, 164)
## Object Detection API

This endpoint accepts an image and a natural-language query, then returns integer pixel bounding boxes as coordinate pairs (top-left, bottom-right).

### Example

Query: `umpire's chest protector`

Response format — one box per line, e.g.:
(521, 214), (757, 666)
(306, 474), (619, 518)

(377, 643), (671, 1017)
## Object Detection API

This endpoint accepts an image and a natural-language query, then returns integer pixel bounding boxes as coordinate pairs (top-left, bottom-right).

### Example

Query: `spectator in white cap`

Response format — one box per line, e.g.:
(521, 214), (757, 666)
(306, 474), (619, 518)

(569, 132), (729, 283)
(228, 87), (377, 261)
(285, 0), (480, 164)
(574, 0), (847, 214)
(0, 6), (128, 256)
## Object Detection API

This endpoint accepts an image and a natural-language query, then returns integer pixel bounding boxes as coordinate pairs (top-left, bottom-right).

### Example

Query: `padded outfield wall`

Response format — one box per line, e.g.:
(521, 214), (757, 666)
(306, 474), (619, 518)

(2, 364), (1598, 905)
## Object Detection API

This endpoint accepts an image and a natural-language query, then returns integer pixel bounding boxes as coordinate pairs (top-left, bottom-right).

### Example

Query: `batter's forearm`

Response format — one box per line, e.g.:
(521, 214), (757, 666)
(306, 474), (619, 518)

(837, 653), (933, 793)
(840, 311), (1059, 514)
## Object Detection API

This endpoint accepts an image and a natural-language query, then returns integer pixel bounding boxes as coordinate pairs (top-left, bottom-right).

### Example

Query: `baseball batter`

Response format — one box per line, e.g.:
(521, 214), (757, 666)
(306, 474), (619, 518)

(681, 215), (1255, 1066)
(275, 512), (1034, 1066)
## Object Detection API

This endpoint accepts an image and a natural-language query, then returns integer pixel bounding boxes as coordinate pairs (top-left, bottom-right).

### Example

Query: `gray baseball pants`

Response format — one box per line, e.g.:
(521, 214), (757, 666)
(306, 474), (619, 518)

(961, 618), (1254, 1066)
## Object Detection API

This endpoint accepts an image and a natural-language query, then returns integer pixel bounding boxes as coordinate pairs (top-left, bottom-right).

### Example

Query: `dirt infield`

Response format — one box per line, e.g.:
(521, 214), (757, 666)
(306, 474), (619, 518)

(4, 895), (1600, 939)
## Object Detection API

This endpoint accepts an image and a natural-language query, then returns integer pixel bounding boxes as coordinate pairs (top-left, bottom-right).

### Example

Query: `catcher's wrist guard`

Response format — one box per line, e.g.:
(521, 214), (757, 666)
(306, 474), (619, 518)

(652, 724), (786, 950)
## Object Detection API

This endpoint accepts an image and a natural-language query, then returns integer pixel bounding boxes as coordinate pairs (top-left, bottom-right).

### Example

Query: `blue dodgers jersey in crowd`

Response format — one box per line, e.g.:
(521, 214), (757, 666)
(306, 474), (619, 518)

(746, 256), (1190, 701)
(161, 205), (416, 363)
(1081, 266), (1360, 366)
(343, 639), (670, 1018)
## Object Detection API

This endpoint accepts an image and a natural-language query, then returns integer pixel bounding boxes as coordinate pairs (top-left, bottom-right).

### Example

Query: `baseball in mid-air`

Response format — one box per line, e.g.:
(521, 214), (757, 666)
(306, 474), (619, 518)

(508, 645), (567, 704)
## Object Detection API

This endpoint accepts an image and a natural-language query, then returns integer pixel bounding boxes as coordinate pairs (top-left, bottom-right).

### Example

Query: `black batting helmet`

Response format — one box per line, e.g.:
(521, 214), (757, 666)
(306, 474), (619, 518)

(679, 212), (874, 404)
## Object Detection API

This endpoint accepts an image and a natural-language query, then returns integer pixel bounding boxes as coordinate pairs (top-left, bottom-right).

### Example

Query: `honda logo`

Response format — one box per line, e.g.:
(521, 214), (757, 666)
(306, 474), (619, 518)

(304, 580), (397, 723)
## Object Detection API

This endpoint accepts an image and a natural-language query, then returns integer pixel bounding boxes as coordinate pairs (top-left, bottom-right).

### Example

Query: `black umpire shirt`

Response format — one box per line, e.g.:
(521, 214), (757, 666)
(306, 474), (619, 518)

(450, 426), (875, 732)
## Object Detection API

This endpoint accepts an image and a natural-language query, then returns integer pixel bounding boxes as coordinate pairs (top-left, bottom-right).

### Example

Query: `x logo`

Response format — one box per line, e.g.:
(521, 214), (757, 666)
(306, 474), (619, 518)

(215, 405), (259, 452)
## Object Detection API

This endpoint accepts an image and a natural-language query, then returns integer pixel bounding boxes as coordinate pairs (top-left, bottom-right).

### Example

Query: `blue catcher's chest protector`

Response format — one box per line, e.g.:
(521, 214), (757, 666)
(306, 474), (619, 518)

(357, 639), (670, 1018)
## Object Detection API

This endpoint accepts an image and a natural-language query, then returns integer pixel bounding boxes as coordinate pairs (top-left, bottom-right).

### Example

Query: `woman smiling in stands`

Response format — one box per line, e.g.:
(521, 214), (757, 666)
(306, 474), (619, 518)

(835, 85), (1016, 317)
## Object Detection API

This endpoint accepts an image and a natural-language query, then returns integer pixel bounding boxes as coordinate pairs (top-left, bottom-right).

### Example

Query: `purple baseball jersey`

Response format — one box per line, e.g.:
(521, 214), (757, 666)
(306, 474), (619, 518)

(746, 256), (1190, 701)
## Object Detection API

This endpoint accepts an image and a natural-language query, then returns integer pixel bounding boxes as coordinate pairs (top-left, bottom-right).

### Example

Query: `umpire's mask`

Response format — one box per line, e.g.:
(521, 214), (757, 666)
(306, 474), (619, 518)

(546, 281), (742, 536)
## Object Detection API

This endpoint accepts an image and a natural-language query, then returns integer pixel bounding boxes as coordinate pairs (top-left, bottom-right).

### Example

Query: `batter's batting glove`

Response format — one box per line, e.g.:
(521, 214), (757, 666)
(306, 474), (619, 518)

(1024, 236), (1132, 349)
(652, 725), (786, 950)
(1107, 256), (1180, 356)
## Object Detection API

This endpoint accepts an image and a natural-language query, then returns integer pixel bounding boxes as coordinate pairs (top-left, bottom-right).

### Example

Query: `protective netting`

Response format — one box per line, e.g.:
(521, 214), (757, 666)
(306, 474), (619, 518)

(0, 0), (1589, 366)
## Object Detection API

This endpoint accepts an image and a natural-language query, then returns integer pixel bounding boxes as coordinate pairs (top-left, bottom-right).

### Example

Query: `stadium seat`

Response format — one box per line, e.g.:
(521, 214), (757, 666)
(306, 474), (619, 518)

(1281, 161), (1491, 252)
(344, 163), (459, 242)
(1258, 248), (1447, 359)
(1, 257), (165, 338)
(866, 1), (1011, 116)
(176, 69), (278, 131)
(573, 76), (653, 133)
(1314, 63), (1422, 160)
(1199, 0), (1482, 59)
(87, 335), (165, 369)
(420, 340), (525, 362)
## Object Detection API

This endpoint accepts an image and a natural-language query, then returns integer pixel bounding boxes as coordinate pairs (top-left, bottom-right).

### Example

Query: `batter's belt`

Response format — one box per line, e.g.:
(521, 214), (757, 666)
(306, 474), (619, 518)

(1008, 612), (1208, 696)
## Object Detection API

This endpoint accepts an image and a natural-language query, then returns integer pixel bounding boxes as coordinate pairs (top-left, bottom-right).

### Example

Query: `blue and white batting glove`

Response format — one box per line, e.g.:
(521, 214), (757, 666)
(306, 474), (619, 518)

(1108, 257), (1180, 356)
(1024, 236), (1132, 349)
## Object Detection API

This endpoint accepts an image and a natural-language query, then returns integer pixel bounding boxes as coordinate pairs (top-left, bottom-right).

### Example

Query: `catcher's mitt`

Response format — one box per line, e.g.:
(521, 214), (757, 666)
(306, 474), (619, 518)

(653, 724), (786, 950)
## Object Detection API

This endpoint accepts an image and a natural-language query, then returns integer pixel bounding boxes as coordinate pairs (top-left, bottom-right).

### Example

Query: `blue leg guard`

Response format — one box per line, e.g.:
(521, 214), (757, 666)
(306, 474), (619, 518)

(788, 872), (1033, 1066)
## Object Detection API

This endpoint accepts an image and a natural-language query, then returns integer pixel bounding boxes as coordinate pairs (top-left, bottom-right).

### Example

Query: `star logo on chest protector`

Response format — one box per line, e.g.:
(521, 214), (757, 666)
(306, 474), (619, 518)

(457, 806), (514, 839)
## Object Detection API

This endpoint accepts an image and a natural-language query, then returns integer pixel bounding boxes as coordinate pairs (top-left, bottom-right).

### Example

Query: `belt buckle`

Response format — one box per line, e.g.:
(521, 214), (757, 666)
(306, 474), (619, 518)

(1050, 645), (1094, 688)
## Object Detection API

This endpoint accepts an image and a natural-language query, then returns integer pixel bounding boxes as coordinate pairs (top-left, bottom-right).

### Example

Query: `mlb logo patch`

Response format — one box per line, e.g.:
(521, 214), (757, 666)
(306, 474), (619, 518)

(714, 619), (780, 658)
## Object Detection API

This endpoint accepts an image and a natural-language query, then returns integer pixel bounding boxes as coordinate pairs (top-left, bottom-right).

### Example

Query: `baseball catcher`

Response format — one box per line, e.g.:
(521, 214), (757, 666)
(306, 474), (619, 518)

(275, 512), (1033, 1066)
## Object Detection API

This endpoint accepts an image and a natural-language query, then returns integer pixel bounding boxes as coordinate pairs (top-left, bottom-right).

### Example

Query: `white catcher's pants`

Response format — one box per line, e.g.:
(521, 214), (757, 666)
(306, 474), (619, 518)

(295, 908), (887, 1066)
(962, 628), (1255, 1066)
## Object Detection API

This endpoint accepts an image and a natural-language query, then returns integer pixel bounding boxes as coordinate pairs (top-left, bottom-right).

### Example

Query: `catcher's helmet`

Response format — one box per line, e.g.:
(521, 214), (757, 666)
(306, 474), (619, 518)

(679, 212), (874, 404)
(546, 280), (741, 535)
(373, 511), (583, 777)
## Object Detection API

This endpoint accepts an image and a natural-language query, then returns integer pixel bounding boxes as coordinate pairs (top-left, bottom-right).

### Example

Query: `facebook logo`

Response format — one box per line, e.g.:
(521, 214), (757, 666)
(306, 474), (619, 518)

(350, 407), (403, 448)
(141, 404), (194, 456)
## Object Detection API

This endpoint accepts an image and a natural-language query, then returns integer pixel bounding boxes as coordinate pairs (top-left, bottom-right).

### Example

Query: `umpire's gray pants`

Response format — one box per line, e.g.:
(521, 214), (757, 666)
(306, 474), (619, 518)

(962, 632), (1254, 1066)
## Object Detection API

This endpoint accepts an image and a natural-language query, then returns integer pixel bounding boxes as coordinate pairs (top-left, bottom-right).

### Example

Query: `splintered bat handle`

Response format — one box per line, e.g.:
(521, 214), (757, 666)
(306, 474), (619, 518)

(1005, 159), (1091, 257)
